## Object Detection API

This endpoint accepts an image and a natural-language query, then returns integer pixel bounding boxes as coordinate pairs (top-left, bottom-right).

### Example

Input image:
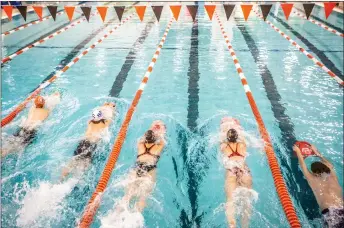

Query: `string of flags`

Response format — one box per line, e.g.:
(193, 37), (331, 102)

(1, 2), (340, 23)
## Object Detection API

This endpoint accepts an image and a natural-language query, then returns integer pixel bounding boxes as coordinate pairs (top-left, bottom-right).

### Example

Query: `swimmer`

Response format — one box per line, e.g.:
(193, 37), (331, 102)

(118, 121), (166, 213)
(220, 117), (252, 228)
(293, 143), (343, 228)
(1, 92), (61, 157)
(60, 102), (116, 180)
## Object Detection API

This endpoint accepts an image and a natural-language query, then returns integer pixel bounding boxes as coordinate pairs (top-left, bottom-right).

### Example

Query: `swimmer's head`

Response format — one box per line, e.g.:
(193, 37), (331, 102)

(34, 96), (45, 108)
(227, 128), (238, 143)
(311, 162), (331, 176)
(92, 109), (104, 121)
(145, 130), (156, 144)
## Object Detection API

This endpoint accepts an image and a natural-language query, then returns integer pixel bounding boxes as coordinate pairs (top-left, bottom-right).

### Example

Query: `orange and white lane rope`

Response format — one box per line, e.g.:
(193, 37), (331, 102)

(293, 11), (344, 38)
(1, 14), (134, 128)
(1, 12), (98, 64)
(1, 11), (65, 37)
(253, 10), (344, 86)
(215, 13), (301, 227)
(78, 18), (174, 228)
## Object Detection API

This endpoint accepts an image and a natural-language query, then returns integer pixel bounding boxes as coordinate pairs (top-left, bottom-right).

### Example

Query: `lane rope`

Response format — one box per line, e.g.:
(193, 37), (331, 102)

(78, 18), (174, 228)
(253, 10), (344, 86)
(293, 11), (344, 38)
(215, 13), (301, 228)
(1, 13), (134, 128)
(1, 12), (98, 64)
(1, 11), (65, 37)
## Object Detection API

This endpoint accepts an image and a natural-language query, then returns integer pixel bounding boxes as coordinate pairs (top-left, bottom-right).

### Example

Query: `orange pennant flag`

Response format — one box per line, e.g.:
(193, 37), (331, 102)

(204, 5), (216, 20)
(97, 6), (108, 22)
(135, 6), (146, 22)
(2, 6), (13, 21)
(32, 6), (43, 20)
(324, 2), (337, 19)
(170, 5), (182, 21)
(64, 6), (75, 21)
(240, 5), (252, 21)
(281, 3), (294, 20)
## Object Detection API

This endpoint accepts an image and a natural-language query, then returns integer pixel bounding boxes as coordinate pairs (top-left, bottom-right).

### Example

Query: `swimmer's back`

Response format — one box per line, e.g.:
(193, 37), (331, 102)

(84, 120), (110, 142)
(25, 108), (49, 127)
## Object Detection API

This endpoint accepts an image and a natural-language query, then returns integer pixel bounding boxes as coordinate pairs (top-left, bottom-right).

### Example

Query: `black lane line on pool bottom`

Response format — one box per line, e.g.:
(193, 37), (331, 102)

(109, 16), (155, 97)
(269, 13), (344, 80)
(235, 18), (320, 219)
(29, 16), (119, 93)
(1, 13), (84, 68)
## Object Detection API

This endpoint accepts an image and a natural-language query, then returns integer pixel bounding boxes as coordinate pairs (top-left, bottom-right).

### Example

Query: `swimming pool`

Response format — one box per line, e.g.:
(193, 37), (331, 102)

(1, 2), (343, 227)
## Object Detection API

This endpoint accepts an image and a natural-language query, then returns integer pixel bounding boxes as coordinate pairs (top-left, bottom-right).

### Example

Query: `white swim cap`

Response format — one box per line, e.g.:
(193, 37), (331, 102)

(92, 109), (103, 121)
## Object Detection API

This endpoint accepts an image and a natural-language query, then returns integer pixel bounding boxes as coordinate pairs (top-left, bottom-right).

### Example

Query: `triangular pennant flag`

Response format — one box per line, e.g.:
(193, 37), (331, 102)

(241, 5), (253, 21)
(114, 6), (125, 21)
(204, 5), (216, 20)
(151, 6), (163, 22)
(64, 6), (75, 21)
(3, 6), (13, 21)
(47, 6), (58, 21)
(17, 6), (27, 21)
(260, 5), (272, 21)
(223, 5), (235, 20)
(186, 5), (198, 22)
(32, 6), (43, 20)
(96, 6), (108, 22)
(135, 6), (146, 22)
(303, 3), (315, 19)
(81, 6), (91, 22)
(324, 2), (337, 19)
(281, 3), (293, 20)
(170, 5), (182, 21)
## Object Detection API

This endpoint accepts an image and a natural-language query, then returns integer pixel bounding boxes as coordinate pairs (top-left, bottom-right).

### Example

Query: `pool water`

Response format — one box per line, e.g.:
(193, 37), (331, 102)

(1, 2), (343, 228)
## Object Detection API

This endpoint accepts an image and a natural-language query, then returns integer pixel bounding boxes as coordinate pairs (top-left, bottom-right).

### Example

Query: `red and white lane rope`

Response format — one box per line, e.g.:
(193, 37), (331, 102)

(1, 14), (134, 127)
(1, 12), (98, 64)
(78, 18), (174, 228)
(293, 11), (344, 38)
(1, 11), (65, 37)
(253, 10), (344, 86)
(215, 13), (301, 227)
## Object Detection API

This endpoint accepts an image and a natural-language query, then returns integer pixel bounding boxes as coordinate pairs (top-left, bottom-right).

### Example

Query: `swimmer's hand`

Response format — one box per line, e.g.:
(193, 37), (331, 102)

(293, 145), (303, 158)
(310, 144), (322, 157)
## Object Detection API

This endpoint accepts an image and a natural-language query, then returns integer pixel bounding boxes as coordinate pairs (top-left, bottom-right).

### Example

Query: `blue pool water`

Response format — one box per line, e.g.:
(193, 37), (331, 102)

(1, 2), (343, 228)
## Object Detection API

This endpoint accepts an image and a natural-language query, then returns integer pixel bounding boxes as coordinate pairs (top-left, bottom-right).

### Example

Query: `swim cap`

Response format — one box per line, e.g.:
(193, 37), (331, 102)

(227, 128), (238, 143)
(92, 109), (103, 121)
(34, 96), (45, 108)
(145, 130), (156, 144)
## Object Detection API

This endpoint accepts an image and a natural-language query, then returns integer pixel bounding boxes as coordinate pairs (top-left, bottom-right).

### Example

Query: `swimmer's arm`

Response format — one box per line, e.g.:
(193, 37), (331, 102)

(239, 143), (247, 156)
(104, 119), (112, 127)
(220, 143), (227, 152)
(293, 145), (312, 177)
(311, 144), (334, 170)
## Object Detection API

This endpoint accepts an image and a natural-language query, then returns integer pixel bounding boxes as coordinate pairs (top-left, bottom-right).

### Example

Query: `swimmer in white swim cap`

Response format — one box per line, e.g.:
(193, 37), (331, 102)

(60, 102), (116, 181)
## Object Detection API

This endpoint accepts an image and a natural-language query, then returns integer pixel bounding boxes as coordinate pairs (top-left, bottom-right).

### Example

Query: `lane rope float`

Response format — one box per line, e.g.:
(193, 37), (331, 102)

(253, 10), (344, 86)
(1, 12), (98, 65)
(215, 13), (301, 228)
(293, 11), (344, 38)
(78, 18), (174, 228)
(1, 13), (135, 127)
(1, 11), (65, 37)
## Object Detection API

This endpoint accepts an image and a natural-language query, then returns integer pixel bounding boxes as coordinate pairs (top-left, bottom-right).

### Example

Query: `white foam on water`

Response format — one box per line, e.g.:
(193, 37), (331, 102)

(16, 178), (78, 227)
(232, 187), (259, 216)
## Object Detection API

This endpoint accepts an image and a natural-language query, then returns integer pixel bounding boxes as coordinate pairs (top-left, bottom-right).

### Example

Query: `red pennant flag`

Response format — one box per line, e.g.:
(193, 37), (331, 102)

(64, 6), (75, 21)
(324, 2), (337, 19)
(135, 6), (146, 22)
(281, 3), (293, 20)
(241, 5), (253, 21)
(170, 5), (182, 21)
(33, 6), (43, 20)
(3, 6), (13, 21)
(204, 5), (216, 20)
(97, 6), (108, 22)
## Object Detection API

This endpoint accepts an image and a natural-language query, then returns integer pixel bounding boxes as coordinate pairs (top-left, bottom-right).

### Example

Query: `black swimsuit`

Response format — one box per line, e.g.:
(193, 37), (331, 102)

(14, 127), (37, 145)
(135, 144), (160, 177)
